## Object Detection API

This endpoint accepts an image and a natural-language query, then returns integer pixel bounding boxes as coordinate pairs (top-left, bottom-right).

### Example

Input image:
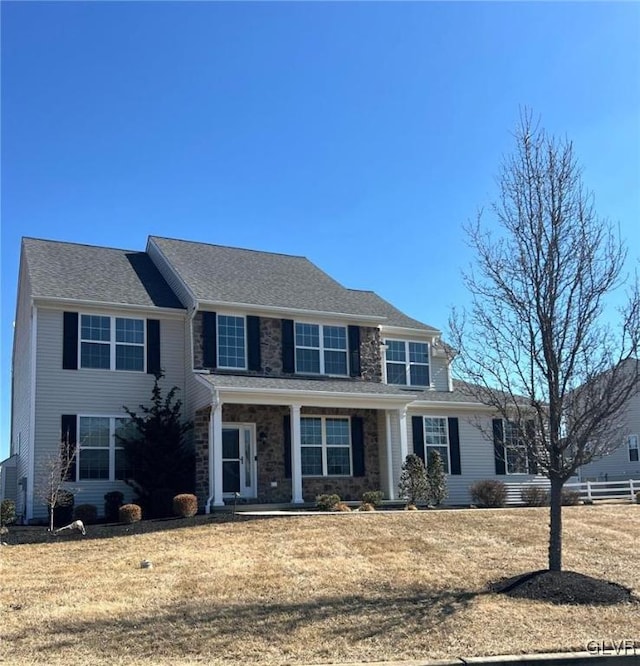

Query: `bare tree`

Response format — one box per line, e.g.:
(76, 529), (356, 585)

(450, 110), (640, 572)
(37, 432), (77, 532)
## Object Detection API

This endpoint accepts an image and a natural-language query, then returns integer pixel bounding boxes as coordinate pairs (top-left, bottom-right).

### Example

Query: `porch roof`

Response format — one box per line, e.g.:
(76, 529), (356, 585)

(195, 372), (418, 408)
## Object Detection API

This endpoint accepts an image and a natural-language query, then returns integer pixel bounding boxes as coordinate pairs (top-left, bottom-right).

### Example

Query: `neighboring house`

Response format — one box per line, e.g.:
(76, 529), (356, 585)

(577, 361), (640, 482)
(5, 236), (544, 523)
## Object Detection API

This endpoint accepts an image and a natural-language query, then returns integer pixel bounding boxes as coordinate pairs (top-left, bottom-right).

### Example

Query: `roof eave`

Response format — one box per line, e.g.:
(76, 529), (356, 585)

(31, 296), (186, 317)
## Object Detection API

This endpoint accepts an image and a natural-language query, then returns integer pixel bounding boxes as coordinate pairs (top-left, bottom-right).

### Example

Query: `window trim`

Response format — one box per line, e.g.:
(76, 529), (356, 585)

(422, 416), (451, 474)
(384, 338), (430, 387)
(294, 321), (348, 377)
(503, 420), (529, 475)
(300, 415), (352, 477)
(629, 434), (639, 463)
(216, 313), (248, 370)
(78, 314), (146, 372)
(76, 415), (132, 482)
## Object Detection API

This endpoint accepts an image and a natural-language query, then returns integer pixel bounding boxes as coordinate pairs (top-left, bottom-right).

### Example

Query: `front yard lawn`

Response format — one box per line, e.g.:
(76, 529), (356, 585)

(1, 505), (638, 665)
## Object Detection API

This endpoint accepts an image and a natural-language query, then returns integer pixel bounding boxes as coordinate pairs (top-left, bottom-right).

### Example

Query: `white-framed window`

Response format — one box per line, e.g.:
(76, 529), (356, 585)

(385, 339), (430, 387)
(423, 417), (450, 474)
(77, 416), (135, 481)
(504, 420), (528, 474)
(295, 323), (348, 376)
(80, 314), (145, 371)
(217, 314), (247, 369)
(301, 416), (351, 476)
(629, 434), (639, 463)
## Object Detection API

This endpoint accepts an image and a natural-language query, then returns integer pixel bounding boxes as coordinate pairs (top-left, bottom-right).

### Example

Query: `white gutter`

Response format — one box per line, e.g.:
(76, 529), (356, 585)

(197, 300), (387, 325)
(32, 297), (186, 317)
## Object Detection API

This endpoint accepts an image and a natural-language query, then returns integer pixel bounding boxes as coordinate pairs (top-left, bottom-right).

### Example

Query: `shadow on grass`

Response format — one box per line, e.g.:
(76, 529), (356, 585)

(3, 587), (481, 660)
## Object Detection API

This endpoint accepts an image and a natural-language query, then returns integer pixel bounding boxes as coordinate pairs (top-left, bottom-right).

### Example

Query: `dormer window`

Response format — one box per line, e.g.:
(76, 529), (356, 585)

(385, 339), (430, 387)
(295, 323), (348, 376)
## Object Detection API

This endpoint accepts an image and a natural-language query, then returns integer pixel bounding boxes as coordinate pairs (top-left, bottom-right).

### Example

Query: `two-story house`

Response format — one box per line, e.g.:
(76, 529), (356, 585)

(5, 236), (545, 523)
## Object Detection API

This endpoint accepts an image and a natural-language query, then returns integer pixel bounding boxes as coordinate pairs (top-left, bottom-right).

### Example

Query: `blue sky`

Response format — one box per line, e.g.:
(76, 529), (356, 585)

(1, 2), (639, 460)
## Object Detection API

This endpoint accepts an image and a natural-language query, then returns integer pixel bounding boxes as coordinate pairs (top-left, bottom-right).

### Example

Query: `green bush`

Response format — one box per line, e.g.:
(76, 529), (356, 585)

(361, 490), (384, 507)
(104, 491), (124, 523)
(520, 486), (549, 507)
(470, 480), (507, 508)
(561, 489), (581, 506)
(1, 499), (16, 527)
(119, 503), (142, 524)
(173, 493), (198, 518)
(73, 504), (98, 524)
(316, 494), (341, 511)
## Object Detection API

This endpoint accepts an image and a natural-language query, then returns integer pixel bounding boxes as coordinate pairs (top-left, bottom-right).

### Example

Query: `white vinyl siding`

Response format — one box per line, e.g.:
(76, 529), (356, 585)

(31, 307), (186, 521)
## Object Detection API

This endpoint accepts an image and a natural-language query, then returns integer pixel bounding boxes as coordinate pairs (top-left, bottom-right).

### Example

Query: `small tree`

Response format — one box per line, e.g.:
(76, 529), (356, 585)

(426, 449), (448, 506)
(398, 454), (429, 507)
(118, 371), (194, 516)
(37, 433), (77, 532)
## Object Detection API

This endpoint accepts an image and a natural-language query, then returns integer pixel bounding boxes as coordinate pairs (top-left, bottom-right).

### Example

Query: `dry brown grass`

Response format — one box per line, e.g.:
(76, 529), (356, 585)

(1, 505), (638, 665)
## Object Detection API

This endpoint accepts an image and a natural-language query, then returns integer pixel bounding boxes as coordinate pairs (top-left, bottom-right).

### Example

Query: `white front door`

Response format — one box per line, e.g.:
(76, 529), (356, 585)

(222, 424), (256, 498)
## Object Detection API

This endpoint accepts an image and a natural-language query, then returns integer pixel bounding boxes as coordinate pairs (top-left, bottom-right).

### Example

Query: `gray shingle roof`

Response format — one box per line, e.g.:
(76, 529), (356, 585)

(200, 372), (419, 397)
(22, 238), (184, 309)
(150, 236), (434, 330)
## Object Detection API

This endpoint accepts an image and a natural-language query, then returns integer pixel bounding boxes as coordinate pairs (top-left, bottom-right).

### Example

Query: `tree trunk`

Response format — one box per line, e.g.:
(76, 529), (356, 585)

(548, 476), (564, 571)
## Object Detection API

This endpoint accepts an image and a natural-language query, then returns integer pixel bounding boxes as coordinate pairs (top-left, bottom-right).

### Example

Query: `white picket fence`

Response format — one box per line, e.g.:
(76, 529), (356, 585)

(505, 478), (640, 505)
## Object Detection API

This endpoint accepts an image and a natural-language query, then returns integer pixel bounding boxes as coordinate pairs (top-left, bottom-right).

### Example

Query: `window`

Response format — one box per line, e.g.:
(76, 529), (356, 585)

(423, 417), (450, 473)
(504, 421), (528, 474)
(629, 434), (639, 463)
(295, 323), (347, 375)
(301, 416), (351, 476)
(77, 416), (134, 481)
(217, 315), (246, 369)
(80, 315), (145, 371)
(385, 340), (430, 386)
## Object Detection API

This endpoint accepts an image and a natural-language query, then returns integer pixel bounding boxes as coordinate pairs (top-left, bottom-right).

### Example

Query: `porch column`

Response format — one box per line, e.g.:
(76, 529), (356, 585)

(212, 400), (224, 507)
(398, 407), (408, 462)
(290, 404), (303, 504)
(385, 411), (396, 500)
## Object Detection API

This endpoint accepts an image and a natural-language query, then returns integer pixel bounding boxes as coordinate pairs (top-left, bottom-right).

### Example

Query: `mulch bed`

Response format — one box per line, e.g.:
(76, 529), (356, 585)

(1, 512), (257, 545)
(491, 569), (639, 605)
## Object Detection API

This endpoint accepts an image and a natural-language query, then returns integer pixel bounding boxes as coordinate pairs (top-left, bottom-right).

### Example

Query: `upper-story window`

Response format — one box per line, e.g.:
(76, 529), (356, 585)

(629, 434), (639, 462)
(295, 323), (347, 375)
(217, 314), (246, 369)
(385, 340), (430, 387)
(504, 420), (528, 474)
(80, 315), (145, 371)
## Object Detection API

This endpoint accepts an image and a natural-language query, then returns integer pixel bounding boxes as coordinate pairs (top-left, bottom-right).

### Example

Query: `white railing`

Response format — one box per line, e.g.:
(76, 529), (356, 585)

(505, 478), (640, 505)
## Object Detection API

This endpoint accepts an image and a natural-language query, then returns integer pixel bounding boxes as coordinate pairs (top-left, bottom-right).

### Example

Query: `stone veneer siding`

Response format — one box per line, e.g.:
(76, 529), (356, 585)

(193, 404), (381, 506)
(193, 314), (383, 381)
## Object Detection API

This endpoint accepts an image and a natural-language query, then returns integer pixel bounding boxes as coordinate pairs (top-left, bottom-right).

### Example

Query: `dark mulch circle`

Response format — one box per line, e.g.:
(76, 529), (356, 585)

(491, 569), (638, 605)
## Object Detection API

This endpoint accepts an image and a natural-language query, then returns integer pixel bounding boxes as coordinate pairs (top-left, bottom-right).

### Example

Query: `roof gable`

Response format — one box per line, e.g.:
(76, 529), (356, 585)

(22, 238), (184, 310)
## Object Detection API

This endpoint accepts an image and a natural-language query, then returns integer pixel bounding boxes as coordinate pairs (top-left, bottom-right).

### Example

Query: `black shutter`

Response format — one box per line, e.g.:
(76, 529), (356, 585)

(61, 415), (77, 482)
(202, 312), (217, 368)
(247, 316), (261, 371)
(412, 416), (425, 464)
(493, 418), (506, 475)
(282, 319), (295, 374)
(448, 417), (461, 475)
(348, 326), (361, 377)
(146, 319), (161, 375)
(351, 416), (365, 476)
(283, 414), (292, 478)
(63, 312), (78, 370)
(525, 419), (538, 474)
